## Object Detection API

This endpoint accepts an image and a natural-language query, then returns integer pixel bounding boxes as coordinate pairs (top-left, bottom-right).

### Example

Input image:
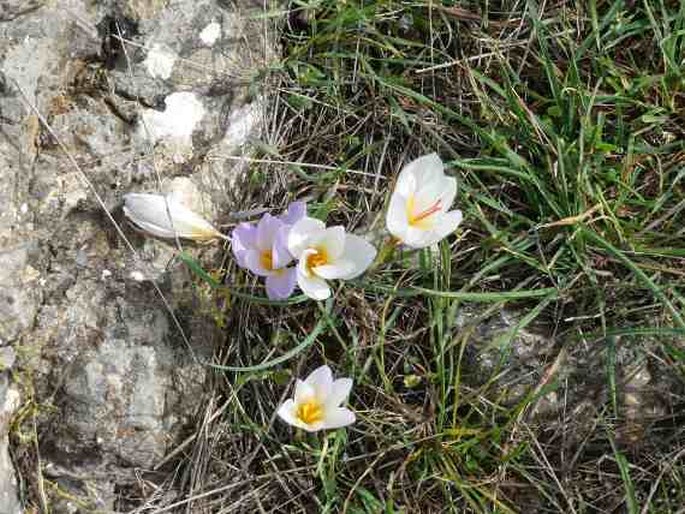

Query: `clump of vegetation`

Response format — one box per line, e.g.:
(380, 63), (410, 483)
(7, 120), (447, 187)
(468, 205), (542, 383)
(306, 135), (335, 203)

(125, 2), (685, 512)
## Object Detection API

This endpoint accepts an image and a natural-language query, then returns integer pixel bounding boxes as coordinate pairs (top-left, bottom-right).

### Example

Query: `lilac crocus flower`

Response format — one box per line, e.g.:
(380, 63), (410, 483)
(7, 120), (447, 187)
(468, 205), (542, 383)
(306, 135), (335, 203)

(231, 202), (306, 300)
(279, 201), (306, 226)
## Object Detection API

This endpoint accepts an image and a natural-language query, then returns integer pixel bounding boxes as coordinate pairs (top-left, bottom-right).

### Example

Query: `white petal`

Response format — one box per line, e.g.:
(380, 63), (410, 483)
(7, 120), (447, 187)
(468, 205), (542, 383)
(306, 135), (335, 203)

(123, 193), (222, 241)
(386, 191), (409, 241)
(325, 378), (353, 408)
(287, 217), (326, 258)
(440, 176), (457, 213)
(278, 400), (321, 431)
(297, 269), (331, 300)
(297, 248), (317, 278)
(336, 233), (377, 279)
(432, 209), (463, 242)
(301, 421), (326, 433)
(321, 407), (356, 430)
(395, 153), (444, 197)
(312, 261), (356, 280)
(293, 379), (315, 405)
(416, 175), (456, 215)
(402, 226), (440, 249)
(304, 365), (334, 400)
(395, 164), (418, 197)
(317, 226), (346, 260)
(277, 399), (307, 429)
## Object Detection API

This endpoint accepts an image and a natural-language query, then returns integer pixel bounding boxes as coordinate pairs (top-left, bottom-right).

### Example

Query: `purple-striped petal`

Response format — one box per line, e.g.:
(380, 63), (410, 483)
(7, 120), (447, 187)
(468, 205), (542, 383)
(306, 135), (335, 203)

(245, 249), (270, 277)
(265, 268), (297, 300)
(280, 201), (306, 226)
(256, 213), (284, 251)
(231, 222), (257, 268)
(272, 231), (293, 269)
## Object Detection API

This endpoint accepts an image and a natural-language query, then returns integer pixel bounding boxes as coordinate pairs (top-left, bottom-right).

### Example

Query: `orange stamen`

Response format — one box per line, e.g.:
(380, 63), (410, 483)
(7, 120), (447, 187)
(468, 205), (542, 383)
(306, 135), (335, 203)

(260, 251), (274, 271)
(296, 401), (324, 424)
(409, 199), (442, 225)
(305, 248), (329, 270)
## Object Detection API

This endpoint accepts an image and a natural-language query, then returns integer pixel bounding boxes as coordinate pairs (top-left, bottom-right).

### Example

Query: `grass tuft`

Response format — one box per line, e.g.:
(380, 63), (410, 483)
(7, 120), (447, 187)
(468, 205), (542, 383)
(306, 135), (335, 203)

(149, 2), (685, 512)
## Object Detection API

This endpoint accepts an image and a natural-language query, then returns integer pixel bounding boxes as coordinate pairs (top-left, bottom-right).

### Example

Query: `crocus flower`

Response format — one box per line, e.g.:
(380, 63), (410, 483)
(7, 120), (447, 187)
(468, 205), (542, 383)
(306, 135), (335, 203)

(287, 217), (376, 300)
(386, 153), (463, 248)
(123, 193), (226, 241)
(279, 201), (306, 226)
(231, 202), (306, 300)
(277, 365), (355, 432)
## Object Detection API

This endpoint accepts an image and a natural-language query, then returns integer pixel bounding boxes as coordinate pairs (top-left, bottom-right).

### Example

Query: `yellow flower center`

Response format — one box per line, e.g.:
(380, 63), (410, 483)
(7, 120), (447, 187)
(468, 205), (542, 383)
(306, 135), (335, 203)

(260, 250), (274, 271)
(305, 248), (329, 271)
(296, 400), (324, 425)
(407, 195), (442, 227)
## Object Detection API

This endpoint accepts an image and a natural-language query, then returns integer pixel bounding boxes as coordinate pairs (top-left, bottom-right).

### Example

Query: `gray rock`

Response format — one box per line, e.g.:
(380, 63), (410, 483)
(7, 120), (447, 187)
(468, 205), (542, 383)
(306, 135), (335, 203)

(0, 243), (43, 344)
(0, 347), (16, 371)
(0, 0), (273, 510)
(0, 373), (21, 514)
(457, 306), (678, 449)
(41, 288), (205, 465)
(456, 305), (557, 408)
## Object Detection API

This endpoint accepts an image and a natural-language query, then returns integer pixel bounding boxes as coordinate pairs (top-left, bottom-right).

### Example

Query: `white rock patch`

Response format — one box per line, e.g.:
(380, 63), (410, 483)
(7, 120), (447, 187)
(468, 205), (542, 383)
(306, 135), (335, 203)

(199, 22), (221, 46)
(222, 100), (262, 150)
(130, 271), (145, 282)
(143, 43), (177, 79)
(164, 176), (204, 213)
(140, 92), (206, 161)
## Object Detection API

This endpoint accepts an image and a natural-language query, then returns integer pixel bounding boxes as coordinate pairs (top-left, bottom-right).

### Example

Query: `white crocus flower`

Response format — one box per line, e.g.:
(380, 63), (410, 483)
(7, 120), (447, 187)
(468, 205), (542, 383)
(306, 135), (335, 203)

(277, 365), (355, 432)
(123, 193), (226, 241)
(386, 153), (463, 248)
(287, 217), (377, 300)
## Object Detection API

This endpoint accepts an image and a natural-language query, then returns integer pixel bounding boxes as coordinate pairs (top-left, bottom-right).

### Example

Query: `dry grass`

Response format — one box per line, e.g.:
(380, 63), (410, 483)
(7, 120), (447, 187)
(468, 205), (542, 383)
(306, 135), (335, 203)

(124, 1), (685, 512)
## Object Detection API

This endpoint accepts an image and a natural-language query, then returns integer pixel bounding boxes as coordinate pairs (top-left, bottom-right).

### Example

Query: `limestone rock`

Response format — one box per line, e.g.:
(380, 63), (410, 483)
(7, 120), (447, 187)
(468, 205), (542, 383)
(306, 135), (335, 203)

(0, 243), (43, 344)
(0, 373), (21, 514)
(0, 0), (273, 510)
(457, 306), (677, 450)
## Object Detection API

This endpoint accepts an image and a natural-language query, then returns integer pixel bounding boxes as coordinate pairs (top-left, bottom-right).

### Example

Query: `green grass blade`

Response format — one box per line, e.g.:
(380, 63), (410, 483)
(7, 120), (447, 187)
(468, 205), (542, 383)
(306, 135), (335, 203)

(582, 229), (685, 329)
(608, 433), (639, 514)
(208, 300), (333, 372)
(178, 251), (220, 288)
(360, 282), (559, 302)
